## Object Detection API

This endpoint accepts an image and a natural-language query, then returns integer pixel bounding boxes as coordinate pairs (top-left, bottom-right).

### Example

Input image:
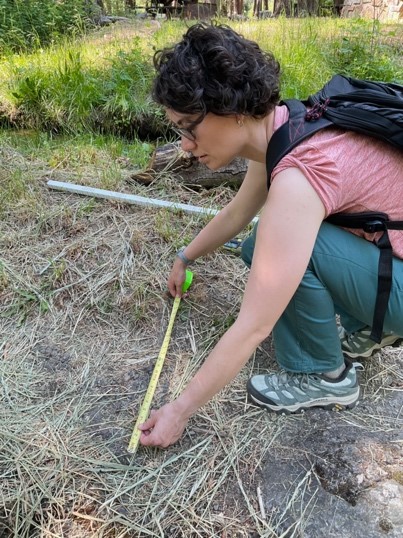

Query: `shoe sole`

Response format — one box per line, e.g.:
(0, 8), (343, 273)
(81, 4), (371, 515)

(342, 336), (403, 359)
(247, 384), (360, 414)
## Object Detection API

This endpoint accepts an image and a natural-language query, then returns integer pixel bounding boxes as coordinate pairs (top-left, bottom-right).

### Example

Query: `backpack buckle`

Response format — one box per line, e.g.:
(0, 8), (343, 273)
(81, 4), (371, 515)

(363, 220), (386, 233)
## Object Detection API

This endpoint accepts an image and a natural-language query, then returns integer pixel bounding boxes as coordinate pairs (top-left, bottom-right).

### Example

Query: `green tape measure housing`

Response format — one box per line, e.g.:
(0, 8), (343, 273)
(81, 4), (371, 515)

(183, 269), (193, 292)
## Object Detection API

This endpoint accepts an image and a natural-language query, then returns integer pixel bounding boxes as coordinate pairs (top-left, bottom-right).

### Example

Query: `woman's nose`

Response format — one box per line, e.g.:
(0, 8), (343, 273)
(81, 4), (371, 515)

(181, 136), (196, 152)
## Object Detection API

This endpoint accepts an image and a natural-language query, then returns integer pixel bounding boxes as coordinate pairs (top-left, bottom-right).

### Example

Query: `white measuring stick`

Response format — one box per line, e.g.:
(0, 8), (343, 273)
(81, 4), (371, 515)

(47, 180), (259, 223)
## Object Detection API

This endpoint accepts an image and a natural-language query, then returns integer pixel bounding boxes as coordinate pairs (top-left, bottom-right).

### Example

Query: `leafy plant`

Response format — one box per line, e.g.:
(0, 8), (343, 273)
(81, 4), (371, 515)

(4, 38), (161, 136)
(97, 42), (159, 138)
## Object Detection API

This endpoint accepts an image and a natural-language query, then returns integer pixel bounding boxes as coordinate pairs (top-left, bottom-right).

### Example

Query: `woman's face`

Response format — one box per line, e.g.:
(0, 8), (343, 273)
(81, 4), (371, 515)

(166, 109), (246, 170)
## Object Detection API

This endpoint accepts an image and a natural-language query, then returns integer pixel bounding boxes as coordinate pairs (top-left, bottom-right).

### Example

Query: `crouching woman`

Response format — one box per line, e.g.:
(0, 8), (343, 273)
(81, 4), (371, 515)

(139, 23), (403, 448)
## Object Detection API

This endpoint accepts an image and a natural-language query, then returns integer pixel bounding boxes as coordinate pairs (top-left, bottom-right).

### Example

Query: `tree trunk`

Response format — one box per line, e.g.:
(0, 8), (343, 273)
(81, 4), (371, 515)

(131, 142), (248, 188)
(235, 0), (243, 14)
(273, 0), (293, 15)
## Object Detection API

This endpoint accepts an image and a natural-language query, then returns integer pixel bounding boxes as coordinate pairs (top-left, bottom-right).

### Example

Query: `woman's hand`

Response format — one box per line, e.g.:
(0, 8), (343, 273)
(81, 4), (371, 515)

(138, 401), (189, 448)
(167, 259), (187, 297)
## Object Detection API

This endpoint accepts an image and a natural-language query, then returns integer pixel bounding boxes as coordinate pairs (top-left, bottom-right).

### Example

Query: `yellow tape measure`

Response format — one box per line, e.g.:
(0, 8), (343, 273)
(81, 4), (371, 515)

(127, 270), (193, 453)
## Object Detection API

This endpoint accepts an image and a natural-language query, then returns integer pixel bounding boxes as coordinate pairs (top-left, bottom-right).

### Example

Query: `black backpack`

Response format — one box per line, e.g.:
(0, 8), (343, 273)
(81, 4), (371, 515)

(266, 75), (403, 343)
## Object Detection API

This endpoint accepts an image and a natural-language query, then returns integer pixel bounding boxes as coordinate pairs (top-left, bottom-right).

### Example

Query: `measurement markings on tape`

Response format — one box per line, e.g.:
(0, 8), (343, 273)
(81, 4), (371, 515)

(128, 270), (193, 454)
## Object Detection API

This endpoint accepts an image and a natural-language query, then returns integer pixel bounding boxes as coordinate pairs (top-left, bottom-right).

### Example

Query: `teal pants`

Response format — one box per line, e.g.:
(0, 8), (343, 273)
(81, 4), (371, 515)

(241, 222), (403, 373)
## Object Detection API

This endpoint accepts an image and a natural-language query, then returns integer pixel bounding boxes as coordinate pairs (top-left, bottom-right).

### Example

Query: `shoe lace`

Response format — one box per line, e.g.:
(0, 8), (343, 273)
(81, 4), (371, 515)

(345, 333), (355, 344)
(270, 362), (363, 387)
(270, 370), (316, 390)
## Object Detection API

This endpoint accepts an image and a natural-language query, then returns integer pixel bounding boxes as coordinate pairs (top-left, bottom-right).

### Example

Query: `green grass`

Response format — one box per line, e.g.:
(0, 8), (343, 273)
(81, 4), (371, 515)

(0, 17), (401, 142)
(231, 17), (402, 93)
(0, 129), (152, 165)
(0, 129), (153, 188)
(0, 24), (162, 137)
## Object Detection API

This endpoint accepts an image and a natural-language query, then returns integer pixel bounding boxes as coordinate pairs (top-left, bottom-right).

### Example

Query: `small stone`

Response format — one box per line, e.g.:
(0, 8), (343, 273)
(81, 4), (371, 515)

(379, 517), (393, 532)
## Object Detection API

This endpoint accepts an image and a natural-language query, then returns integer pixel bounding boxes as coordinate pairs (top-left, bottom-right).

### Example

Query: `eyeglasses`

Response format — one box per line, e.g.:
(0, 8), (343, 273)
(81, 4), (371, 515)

(171, 114), (205, 142)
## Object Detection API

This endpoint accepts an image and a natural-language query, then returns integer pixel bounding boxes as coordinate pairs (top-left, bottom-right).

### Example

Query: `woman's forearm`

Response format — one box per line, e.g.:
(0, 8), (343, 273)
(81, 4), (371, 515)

(182, 161), (268, 261)
(182, 204), (252, 261)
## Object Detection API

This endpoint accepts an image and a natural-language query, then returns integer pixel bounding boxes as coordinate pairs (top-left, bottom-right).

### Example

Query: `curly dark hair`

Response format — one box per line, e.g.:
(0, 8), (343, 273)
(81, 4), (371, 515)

(152, 23), (281, 119)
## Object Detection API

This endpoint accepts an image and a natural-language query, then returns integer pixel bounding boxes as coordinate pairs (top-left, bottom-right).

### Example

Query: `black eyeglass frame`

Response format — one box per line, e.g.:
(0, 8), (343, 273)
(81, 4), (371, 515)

(171, 113), (205, 142)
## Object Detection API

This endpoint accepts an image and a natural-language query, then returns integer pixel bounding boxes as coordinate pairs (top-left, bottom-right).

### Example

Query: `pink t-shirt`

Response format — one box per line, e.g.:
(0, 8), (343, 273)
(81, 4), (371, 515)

(271, 105), (403, 259)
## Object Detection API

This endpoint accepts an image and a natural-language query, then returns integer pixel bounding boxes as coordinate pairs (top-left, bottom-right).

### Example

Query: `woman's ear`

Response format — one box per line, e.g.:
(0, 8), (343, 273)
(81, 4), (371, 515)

(236, 115), (244, 127)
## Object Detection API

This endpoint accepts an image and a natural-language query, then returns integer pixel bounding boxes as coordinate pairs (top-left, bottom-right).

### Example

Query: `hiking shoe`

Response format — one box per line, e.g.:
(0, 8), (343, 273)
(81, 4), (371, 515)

(247, 359), (359, 413)
(339, 325), (403, 359)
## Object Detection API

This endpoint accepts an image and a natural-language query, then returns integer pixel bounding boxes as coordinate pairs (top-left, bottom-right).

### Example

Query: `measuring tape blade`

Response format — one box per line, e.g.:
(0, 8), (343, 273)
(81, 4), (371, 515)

(128, 296), (181, 453)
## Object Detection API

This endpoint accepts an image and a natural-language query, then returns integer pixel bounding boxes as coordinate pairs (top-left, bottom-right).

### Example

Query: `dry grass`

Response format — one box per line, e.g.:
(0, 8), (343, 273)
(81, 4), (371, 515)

(1, 141), (403, 538)
(0, 143), (284, 537)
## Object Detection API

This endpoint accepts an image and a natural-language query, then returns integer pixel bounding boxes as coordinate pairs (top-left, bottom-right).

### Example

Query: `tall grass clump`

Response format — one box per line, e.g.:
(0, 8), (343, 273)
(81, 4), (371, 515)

(95, 40), (164, 139)
(0, 0), (94, 53)
(224, 17), (402, 96)
(246, 16), (338, 98)
(0, 35), (164, 138)
(5, 50), (102, 133)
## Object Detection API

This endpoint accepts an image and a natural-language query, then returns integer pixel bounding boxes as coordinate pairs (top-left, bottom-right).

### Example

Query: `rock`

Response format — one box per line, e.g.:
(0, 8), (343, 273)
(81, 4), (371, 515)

(95, 15), (130, 26)
(358, 480), (403, 527)
(258, 389), (403, 537)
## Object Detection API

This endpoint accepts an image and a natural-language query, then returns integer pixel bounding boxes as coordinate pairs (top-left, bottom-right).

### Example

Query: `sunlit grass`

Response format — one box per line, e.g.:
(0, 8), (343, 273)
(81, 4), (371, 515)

(0, 17), (401, 138)
(0, 21), (158, 135)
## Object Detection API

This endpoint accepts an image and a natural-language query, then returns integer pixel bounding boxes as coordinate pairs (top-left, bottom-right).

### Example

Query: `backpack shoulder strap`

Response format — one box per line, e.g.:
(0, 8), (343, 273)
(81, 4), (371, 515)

(326, 212), (403, 343)
(266, 99), (332, 184)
